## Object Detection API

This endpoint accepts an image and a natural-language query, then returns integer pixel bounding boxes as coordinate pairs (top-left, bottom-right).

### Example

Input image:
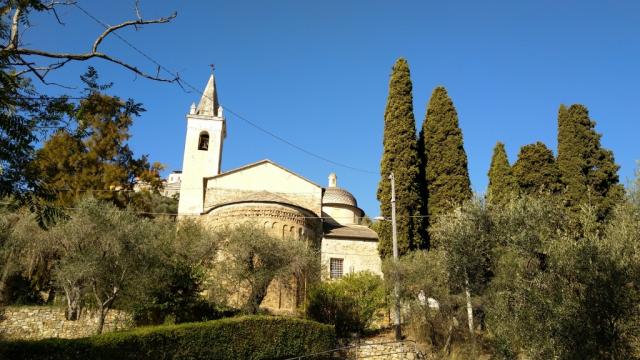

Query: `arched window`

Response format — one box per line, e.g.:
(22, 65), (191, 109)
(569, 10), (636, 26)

(198, 132), (209, 151)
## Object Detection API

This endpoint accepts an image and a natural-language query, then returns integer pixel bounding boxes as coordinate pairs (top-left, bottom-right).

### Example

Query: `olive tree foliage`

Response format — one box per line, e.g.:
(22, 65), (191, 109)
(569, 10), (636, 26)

(46, 197), (218, 334)
(383, 250), (456, 351)
(130, 216), (220, 325)
(429, 198), (494, 335)
(486, 197), (640, 360)
(47, 198), (155, 331)
(0, 206), (55, 304)
(209, 223), (319, 314)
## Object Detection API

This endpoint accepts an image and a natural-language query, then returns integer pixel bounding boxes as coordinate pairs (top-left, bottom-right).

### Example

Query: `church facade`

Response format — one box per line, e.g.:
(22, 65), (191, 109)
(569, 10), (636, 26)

(177, 74), (381, 311)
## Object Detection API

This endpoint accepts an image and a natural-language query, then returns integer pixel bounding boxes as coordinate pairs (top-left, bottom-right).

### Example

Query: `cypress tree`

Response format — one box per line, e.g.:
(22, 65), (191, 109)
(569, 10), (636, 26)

(377, 58), (426, 257)
(512, 142), (562, 196)
(557, 104), (623, 220)
(487, 142), (515, 206)
(422, 86), (472, 220)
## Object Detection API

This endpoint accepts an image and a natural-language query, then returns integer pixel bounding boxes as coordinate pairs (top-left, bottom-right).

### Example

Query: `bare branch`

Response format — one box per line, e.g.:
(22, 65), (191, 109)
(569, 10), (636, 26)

(40, 1), (77, 25)
(1, 2), (179, 84)
(134, 0), (142, 21)
(91, 13), (176, 53)
(8, 5), (22, 50)
(14, 56), (75, 88)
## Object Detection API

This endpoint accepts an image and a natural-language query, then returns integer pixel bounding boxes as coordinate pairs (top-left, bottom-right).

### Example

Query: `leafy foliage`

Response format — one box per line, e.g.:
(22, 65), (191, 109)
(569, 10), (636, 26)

(131, 218), (220, 325)
(306, 272), (385, 336)
(31, 67), (164, 209)
(430, 198), (494, 296)
(486, 142), (515, 206)
(0, 316), (336, 360)
(557, 104), (624, 221)
(0, 207), (55, 305)
(44, 198), (217, 333)
(377, 58), (426, 256)
(383, 250), (460, 351)
(209, 222), (319, 314)
(422, 86), (472, 222)
(487, 200), (640, 359)
(512, 142), (562, 195)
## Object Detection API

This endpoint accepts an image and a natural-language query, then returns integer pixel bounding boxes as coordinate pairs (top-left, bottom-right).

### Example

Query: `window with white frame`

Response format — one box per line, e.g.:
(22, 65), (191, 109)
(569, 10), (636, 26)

(330, 258), (344, 279)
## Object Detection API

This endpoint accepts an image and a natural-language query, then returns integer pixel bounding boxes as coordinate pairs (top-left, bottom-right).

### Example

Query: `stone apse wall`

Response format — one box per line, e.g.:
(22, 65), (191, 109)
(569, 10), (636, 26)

(0, 306), (132, 340)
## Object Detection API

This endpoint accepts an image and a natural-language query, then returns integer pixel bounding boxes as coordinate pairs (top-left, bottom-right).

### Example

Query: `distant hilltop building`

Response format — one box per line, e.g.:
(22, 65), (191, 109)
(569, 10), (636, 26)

(177, 73), (381, 312)
(161, 171), (182, 198)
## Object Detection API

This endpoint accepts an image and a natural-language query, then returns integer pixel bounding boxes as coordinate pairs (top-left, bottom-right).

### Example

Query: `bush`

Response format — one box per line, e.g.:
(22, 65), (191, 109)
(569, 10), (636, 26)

(2, 274), (44, 305)
(0, 315), (336, 359)
(132, 298), (238, 325)
(306, 272), (385, 337)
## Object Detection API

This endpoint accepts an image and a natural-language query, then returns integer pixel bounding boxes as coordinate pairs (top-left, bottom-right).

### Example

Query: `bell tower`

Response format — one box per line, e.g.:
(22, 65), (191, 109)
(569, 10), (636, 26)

(178, 73), (226, 215)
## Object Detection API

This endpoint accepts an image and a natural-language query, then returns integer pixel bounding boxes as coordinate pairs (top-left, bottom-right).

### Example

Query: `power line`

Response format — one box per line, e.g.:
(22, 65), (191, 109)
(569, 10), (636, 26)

(0, 200), (387, 221)
(71, 3), (378, 175)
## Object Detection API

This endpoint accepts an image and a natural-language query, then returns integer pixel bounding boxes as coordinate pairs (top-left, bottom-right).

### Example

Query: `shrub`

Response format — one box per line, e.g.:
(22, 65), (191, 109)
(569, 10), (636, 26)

(0, 315), (336, 359)
(2, 274), (44, 305)
(132, 298), (238, 326)
(306, 272), (385, 337)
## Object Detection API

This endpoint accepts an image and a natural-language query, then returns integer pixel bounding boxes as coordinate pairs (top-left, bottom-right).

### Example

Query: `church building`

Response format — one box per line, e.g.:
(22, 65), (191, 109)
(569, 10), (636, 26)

(177, 74), (382, 311)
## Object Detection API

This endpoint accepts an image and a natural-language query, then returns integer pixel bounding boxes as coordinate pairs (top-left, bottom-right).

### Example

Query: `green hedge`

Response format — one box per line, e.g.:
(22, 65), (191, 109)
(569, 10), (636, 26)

(0, 315), (335, 360)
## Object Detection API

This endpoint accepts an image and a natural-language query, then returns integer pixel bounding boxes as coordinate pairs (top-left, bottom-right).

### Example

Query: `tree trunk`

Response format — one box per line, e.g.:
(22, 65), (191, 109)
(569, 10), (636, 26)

(92, 283), (117, 335)
(96, 306), (106, 335)
(243, 278), (272, 314)
(64, 283), (82, 320)
(0, 248), (15, 304)
(45, 286), (56, 305)
(443, 317), (455, 354)
(464, 276), (474, 334)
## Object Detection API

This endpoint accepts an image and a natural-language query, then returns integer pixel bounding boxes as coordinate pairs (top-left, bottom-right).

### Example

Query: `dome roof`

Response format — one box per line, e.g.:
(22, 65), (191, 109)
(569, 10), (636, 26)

(323, 187), (357, 207)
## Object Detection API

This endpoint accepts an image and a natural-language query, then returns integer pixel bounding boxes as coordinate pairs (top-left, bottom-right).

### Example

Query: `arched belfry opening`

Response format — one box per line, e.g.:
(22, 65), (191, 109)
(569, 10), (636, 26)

(198, 131), (210, 151)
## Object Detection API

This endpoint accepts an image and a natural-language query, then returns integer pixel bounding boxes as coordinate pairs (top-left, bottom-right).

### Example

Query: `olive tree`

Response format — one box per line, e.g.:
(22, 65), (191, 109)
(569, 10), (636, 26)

(486, 197), (640, 359)
(0, 207), (55, 304)
(383, 250), (454, 350)
(47, 198), (160, 332)
(210, 223), (318, 314)
(429, 198), (494, 335)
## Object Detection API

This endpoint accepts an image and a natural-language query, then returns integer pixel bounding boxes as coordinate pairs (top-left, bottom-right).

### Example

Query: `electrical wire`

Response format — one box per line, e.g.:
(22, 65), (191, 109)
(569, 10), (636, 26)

(72, 3), (378, 175)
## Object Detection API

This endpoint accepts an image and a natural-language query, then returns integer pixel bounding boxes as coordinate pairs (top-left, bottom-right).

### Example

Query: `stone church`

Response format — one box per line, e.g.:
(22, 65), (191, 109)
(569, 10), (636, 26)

(176, 73), (382, 311)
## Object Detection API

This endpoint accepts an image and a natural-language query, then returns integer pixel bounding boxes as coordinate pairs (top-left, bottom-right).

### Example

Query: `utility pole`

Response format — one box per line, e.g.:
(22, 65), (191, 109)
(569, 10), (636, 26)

(389, 172), (401, 340)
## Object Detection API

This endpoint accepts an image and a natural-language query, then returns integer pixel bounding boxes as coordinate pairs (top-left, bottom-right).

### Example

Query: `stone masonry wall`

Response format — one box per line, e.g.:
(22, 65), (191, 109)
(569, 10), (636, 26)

(0, 306), (133, 340)
(342, 339), (425, 360)
(346, 339), (426, 360)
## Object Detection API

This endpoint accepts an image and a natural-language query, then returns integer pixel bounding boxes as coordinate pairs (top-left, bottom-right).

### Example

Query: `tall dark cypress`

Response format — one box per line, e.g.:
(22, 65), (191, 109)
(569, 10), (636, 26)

(512, 142), (562, 196)
(487, 142), (515, 206)
(377, 58), (426, 257)
(557, 104), (623, 220)
(422, 86), (472, 220)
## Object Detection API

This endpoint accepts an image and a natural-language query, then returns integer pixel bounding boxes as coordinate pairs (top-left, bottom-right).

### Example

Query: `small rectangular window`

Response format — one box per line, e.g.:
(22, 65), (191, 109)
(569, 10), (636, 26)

(330, 258), (344, 279)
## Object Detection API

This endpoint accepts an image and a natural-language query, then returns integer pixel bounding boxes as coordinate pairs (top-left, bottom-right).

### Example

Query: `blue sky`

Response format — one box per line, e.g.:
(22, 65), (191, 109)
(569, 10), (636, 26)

(28, 1), (640, 217)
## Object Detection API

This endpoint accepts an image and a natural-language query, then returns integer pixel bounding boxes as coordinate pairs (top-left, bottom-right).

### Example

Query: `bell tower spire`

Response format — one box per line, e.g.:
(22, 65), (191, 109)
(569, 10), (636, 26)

(195, 73), (220, 117)
(178, 71), (227, 216)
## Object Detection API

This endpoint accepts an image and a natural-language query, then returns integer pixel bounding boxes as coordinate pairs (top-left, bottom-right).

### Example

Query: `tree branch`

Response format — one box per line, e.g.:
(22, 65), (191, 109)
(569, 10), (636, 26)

(91, 13), (176, 53)
(42, 1), (77, 25)
(7, 5), (22, 50)
(1, 2), (179, 84)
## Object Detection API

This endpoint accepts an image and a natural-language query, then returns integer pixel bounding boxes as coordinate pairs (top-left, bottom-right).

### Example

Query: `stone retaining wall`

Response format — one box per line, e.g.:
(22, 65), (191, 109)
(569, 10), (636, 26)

(0, 306), (133, 340)
(346, 339), (426, 360)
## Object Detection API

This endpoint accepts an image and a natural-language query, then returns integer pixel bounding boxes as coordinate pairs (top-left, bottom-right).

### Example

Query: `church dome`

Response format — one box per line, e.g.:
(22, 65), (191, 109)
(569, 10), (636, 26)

(323, 187), (357, 207)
